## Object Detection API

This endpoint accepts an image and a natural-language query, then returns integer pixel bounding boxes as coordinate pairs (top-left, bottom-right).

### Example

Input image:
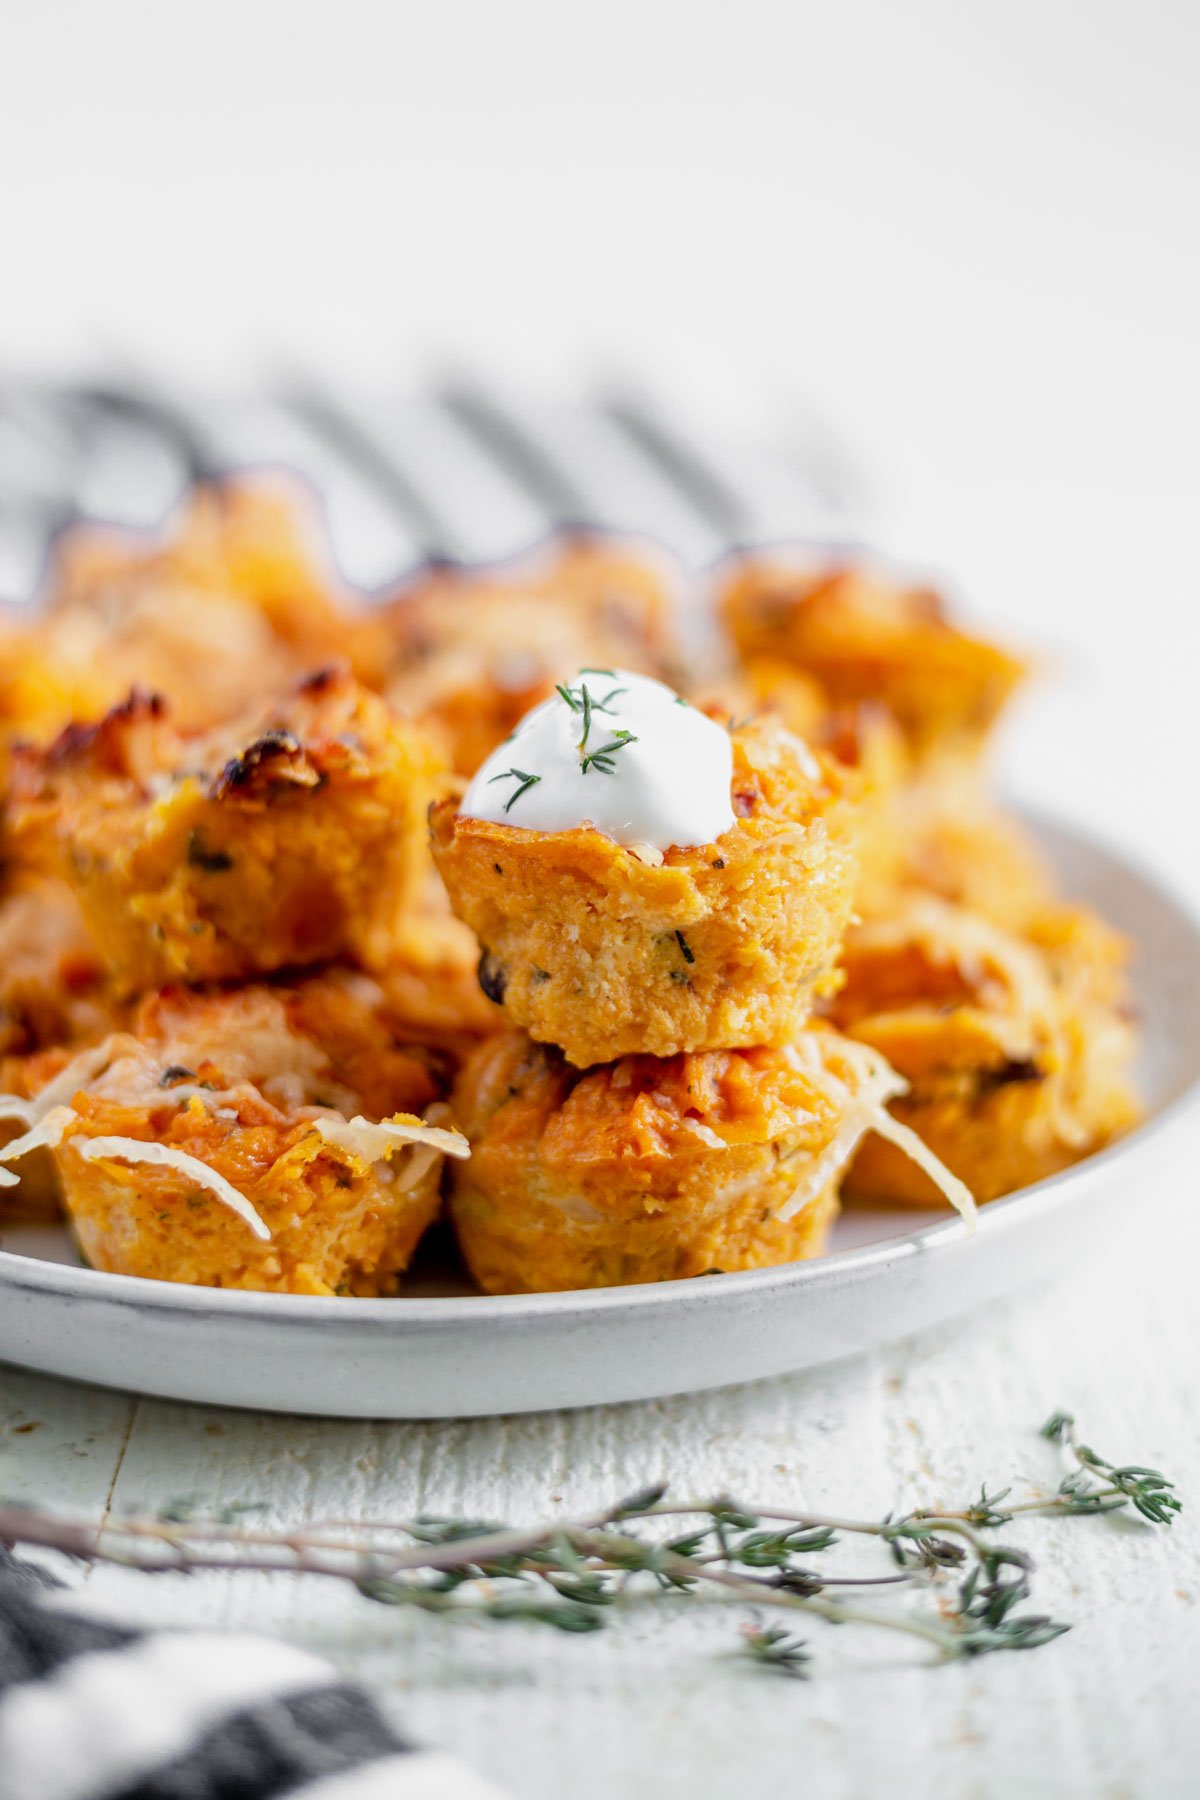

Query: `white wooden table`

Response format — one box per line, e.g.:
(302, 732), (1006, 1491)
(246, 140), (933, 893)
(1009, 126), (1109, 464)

(4, 492), (1199, 1798)
(4, 1199), (1198, 1800)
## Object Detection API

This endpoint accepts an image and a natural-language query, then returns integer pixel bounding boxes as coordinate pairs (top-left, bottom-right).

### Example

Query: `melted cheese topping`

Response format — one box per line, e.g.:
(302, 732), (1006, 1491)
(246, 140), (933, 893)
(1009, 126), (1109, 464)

(461, 669), (735, 850)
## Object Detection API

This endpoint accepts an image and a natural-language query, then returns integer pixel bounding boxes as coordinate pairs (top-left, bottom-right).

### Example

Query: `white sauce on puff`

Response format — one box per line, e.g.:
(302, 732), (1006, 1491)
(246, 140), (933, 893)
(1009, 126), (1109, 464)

(461, 669), (735, 850)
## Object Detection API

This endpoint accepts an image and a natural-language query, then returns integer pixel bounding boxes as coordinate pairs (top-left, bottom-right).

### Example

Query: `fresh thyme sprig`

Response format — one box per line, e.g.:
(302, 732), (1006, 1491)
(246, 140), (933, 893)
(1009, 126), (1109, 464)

(739, 1621), (812, 1680)
(0, 1414), (1177, 1678)
(1039, 1411), (1183, 1524)
(486, 766), (542, 813)
(580, 728), (638, 775)
(555, 678), (627, 757)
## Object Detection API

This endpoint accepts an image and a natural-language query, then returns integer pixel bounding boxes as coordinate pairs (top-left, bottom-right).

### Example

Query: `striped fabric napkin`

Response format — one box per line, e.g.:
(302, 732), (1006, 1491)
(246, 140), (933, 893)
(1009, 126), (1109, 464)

(0, 1550), (505, 1800)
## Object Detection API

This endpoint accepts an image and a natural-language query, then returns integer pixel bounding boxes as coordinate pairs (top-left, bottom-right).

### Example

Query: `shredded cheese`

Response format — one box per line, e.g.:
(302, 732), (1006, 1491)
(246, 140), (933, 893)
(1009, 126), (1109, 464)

(860, 1107), (977, 1222)
(0, 1105), (77, 1167)
(776, 1033), (977, 1231)
(0, 1043), (115, 1131)
(682, 1118), (726, 1151)
(850, 897), (1052, 1027)
(313, 1113), (470, 1166)
(75, 1138), (272, 1242)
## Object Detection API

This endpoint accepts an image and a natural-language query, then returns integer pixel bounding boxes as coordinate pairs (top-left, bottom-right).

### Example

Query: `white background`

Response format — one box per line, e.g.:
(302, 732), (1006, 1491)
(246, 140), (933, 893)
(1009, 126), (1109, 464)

(4, 0), (1199, 871)
(3, 0), (1196, 489)
(4, 6), (1200, 1797)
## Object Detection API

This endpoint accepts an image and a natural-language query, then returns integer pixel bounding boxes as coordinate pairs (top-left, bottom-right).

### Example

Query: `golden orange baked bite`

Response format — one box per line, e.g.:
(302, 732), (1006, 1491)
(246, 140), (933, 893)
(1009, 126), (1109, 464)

(448, 1024), (972, 1293)
(827, 895), (1140, 1205)
(431, 672), (861, 1065)
(379, 538), (681, 775)
(699, 659), (912, 915)
(868, 773), (1056, 929)
(0, 976), (467, 1293)
(1, 1046), (101, 1223)
(32, 478), (384, 732)
(720, 557), (1025, 767)
(10, 670), (445, 994)
(0, 615), (97, 781)
(379, 905), (503, 1056)
(0, 877), (116, 1220)
(0, 875), (111, 1062)
(1024, 900), (1143, 1135)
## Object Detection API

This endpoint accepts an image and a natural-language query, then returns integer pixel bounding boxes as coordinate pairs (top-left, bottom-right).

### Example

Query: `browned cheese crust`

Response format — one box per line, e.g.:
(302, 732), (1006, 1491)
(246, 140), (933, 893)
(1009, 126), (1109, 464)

(9, 672), (446, 993)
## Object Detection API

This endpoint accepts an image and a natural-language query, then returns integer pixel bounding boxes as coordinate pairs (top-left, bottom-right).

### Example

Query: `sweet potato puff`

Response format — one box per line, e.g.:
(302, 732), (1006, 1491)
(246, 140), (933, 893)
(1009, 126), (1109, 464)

(49, 479), (378, 670)
(379, 539), (681, 777)
(55, 1087), (442, 1296)
(831, 897), (1140, 1204)
(0, 878), (117, 1222)
(0, 1045), (81, 1222)
(0, 875), (112, 1061)
(431, 716), (861, 1065)
(2, 969), (446, 1242)
(721, 561), (1025, 762)
(859, 767), (1056, 930)
(5, 481), (390, 739)
(448, 1029), (860, 1292)
(22, 968), (458, 1295)
(9, 673), (447, 992)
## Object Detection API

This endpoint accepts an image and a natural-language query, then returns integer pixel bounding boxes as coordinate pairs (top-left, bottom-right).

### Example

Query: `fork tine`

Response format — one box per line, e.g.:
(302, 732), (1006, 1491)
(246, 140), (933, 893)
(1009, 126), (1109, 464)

(280, 382), (469, 568)
(0, 385), (94, 600)
(72, 379), (223, 489)
(437, 378), (599, 535)
(599, 388), (753, 546)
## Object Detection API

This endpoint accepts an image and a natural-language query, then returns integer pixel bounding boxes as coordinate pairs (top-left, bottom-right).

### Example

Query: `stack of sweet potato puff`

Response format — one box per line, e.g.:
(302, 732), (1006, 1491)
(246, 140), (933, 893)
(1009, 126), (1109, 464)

(0, 480), (1139, 1294)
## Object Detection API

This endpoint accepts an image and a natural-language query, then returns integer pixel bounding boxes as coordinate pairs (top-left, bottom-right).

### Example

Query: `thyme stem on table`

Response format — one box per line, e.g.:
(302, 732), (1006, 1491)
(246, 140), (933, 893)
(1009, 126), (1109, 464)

(0, 1413), (1178, 1678)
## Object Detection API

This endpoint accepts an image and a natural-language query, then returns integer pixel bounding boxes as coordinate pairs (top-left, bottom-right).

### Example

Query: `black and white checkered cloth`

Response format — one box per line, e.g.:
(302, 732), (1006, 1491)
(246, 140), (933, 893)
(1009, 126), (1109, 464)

(0, 1550), (505, 1800)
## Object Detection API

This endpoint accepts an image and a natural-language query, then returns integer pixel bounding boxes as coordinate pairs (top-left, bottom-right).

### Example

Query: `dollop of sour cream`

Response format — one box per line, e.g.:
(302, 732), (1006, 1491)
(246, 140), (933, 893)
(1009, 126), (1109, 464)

(460, 669), (735, 851)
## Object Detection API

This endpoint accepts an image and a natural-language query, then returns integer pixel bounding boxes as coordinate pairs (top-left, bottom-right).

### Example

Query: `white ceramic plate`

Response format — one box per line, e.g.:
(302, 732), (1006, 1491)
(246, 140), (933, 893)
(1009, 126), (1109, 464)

(1, 812), (1198, 1419)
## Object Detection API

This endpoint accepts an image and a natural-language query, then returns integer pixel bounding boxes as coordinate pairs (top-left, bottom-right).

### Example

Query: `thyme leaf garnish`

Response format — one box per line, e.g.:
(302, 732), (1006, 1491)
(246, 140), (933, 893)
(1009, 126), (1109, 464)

(0, 1413), (1176, 1680)
(487, 766), (542, 813)
(580, 729), (638, 776)
(557, 677), (627, 755)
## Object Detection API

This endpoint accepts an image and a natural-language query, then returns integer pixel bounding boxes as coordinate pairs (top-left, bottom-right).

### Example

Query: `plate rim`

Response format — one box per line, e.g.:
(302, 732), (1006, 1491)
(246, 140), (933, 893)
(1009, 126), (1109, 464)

(3, 806), (1198, 1333)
